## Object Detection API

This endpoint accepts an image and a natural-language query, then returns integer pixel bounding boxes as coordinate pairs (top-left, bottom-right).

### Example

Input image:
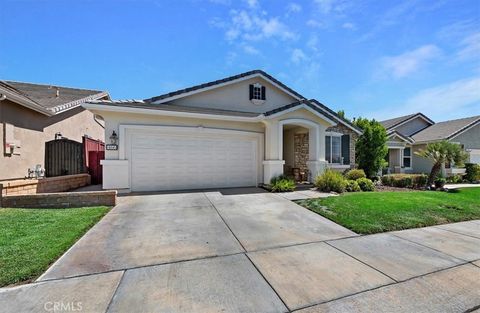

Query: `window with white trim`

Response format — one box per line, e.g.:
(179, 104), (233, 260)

(253, 84), (262, 100)
(403, 147), (411, 168)
(325, 133), (342, 164)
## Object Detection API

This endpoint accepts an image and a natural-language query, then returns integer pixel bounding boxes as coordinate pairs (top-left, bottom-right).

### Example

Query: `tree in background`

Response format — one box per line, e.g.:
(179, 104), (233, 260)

(354, 118), (388, 178)
(415, 141), (468, 186)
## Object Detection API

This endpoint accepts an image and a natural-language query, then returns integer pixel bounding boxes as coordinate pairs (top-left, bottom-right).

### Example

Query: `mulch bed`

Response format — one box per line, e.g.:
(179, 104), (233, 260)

(375, 185), (420, 192)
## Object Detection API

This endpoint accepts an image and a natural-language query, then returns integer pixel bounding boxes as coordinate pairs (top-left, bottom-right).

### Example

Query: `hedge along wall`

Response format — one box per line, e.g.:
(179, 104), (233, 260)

(381, 174), (428, 188)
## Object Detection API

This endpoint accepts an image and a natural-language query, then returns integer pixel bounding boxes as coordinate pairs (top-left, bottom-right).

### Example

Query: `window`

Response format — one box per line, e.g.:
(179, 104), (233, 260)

(253, 85), (262, 99)
(403, 147), (411, 168)
(325, 134), (342, 164)
(249, 83), (266, 103)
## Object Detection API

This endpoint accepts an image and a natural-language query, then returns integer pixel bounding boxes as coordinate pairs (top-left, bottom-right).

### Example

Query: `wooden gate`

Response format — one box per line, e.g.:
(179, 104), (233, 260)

(83, 136), (105, 184)
(45, 139), (85, 177)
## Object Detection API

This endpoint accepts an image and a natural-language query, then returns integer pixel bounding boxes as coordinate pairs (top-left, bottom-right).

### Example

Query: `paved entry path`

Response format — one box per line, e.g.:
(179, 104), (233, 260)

(1, 190), (479, 312)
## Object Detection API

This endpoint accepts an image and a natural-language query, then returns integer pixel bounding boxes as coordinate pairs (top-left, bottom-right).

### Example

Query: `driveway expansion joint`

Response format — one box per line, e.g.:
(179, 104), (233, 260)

(323, 241), (399, 283)
(432, 224), (480, 240)
(104, 270), (125, 313)
(389, 232), (471, 264)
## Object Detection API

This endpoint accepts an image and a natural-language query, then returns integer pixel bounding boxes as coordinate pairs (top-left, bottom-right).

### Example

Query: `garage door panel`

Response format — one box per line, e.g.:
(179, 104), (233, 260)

(129, 130), (258, 192)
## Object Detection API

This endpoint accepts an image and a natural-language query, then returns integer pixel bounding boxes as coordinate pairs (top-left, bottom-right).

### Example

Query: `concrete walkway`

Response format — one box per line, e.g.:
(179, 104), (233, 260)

(445, 183), (480, 189)
(1, 191), (479, 313)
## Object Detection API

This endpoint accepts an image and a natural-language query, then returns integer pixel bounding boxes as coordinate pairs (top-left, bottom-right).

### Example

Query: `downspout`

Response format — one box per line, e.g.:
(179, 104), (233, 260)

(93, 114), (105, 129)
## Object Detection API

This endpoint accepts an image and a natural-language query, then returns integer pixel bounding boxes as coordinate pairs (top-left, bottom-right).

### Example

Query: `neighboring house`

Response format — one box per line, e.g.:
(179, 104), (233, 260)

(0, 81), (109, 180)
(380, 113), (480, 175)
(84, 70), (361, 192)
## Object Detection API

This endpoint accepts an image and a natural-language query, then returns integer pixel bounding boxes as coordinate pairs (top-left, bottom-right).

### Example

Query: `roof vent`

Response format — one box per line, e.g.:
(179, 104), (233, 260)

(49, 86), (60, 97)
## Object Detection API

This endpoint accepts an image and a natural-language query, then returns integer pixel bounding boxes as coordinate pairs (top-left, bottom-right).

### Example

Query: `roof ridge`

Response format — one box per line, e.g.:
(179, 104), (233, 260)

(144, 69), (306, 103)
(2, 79), (105, 93)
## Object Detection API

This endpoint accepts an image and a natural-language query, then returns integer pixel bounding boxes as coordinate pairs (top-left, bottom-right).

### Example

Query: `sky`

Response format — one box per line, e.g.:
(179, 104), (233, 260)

(1, 0), (479, 122)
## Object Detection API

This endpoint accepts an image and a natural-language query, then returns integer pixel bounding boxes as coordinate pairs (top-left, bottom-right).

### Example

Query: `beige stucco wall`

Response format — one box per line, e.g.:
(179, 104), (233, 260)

(0, 100), (104, 180)
(394, 117), (431, 137)
(169, 77), (298, 113)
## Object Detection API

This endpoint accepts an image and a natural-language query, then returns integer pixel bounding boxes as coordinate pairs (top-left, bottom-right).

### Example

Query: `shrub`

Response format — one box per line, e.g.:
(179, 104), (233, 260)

(356, 177), (375, 191)
(345, 180), (361, 192)
(465, 163), (480, 183)
(315, 170), (347, 193)
(381, 174), (428, 189)
(434, 176), (446, 189)
(345, 169), (366, 181)
(413, 174), (428, 188)
(270, 175), (296, 192)
(446, 174), (463, 184)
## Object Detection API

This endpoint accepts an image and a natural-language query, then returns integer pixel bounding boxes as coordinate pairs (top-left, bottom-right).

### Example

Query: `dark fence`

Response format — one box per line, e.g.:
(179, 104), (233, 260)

(45, 139), (85, 177)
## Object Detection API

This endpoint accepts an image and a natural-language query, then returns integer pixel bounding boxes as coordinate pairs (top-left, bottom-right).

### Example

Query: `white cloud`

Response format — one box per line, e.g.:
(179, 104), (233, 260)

(245, 0), (259, 8)
(226, 10), (297, 42)
(314, 0), (336, 14)
(379, 45), (442, 79)
(457, 32), (480, 60)
(291, 48), (308, 64)
(243, 45), (260, 55)
(372, 77), (480, 121)
(401, 77), (480, 120)
(306, 19), (324, 28)
(342, 22), (356, 30)
(286, 2), (302, 15)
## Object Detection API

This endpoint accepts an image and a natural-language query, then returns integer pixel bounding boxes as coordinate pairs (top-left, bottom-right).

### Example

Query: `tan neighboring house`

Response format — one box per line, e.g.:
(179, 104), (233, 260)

(0, 81), (109, 180)
(380, 113), (480, 176)
(84, 70), (361, 192)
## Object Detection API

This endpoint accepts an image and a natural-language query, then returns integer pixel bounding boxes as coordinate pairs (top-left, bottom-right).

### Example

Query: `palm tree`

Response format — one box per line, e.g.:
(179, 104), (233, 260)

(415, 141), (468, 187)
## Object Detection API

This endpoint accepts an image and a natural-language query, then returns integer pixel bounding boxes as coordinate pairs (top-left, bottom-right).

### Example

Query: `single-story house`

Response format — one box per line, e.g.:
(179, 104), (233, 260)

(0, 81), (109, 180)
(84, 70), (361, 192)
(380, 113), (480, 175)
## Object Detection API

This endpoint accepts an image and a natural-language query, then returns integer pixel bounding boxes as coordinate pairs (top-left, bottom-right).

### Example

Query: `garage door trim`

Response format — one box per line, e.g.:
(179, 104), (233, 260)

(119, 124), (263, 191)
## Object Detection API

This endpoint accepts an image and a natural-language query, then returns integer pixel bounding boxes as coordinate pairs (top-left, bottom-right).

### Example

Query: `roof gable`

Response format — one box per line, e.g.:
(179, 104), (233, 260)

(380, 113), (434, 131)
(146, 70), (304, 104)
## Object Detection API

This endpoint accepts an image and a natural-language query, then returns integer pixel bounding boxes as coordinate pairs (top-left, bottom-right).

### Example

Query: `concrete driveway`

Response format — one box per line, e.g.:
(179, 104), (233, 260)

(1, 189), (480, 313)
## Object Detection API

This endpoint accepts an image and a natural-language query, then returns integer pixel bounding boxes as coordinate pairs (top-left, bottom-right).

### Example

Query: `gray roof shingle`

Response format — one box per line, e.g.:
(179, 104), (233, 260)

(412, 115), (480, 142)
(89, 100), (260, 117)
(379, 112), (434, 130)
(0, 80), (108, 114)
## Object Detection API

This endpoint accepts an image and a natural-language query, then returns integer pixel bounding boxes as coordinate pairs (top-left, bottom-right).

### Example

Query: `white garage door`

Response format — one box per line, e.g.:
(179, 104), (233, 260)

(129, 128), (258, 192)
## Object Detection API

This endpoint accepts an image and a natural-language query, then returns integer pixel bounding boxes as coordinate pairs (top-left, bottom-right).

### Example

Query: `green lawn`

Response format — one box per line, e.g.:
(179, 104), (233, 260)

(0, 207), (109, 287)
(296, 187), (480, 234)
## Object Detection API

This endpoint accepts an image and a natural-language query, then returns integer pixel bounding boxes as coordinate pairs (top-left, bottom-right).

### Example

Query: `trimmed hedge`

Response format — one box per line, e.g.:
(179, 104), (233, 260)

(381, 174), (428, 189)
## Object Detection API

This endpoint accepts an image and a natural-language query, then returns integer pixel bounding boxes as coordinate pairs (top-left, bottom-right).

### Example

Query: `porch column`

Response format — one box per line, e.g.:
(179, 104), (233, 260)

(262, 120), (284, 184)
(306, 125), (328, 181)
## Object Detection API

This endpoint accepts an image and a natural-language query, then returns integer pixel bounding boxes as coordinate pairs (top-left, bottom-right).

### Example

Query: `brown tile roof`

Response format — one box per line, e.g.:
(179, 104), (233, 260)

(412, 115), (480, 142)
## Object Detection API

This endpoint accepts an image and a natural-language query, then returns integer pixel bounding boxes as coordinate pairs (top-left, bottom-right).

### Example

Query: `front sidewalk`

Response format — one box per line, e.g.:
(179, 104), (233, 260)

(1, 192), (479, 313)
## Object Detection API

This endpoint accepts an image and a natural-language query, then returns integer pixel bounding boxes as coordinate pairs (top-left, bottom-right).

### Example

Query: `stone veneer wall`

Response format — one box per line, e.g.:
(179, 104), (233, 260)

(0, 174), (91, 196)
(1, 190), (116, 208)
(294, 133), (309, 172)
(326, 124), (358, 167)
(292, 124), (358, 169)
